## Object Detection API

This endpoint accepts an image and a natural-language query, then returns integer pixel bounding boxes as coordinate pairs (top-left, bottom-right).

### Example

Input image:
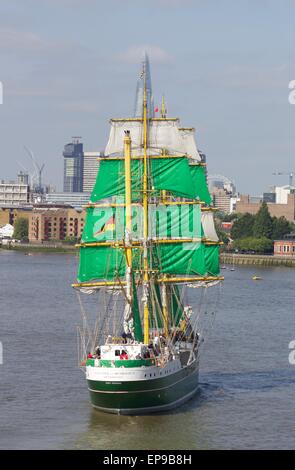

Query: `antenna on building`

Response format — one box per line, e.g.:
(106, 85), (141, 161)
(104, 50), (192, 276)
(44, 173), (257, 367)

(72, 136), (82, 144)
(272, 171), (294, 187)
(24, 146), (45, 194)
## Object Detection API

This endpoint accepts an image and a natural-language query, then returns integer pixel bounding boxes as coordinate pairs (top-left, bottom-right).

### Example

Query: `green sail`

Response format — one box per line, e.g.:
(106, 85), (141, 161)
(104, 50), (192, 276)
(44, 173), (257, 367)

(81, 206), (141, 243)
(189, 165), (212, 204)
(132, 274), (143, 342)
(153, 242), (207, 276)
(151, 203), (201, 239)
(77, 246), (126, 282)
(204, 244), (220, 276)
(90, 160), (142, 202)
(150, 157), (197, 199)
(82, 204), (201, 243)
(90, 157), (197, 203)
(78, 242), (209, 283)
(81, 207), (117, 242)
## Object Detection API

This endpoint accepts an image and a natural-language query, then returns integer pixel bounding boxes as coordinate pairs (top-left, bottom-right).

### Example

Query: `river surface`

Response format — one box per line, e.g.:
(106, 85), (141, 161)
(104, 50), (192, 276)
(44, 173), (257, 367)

(0, 250), (295, 450)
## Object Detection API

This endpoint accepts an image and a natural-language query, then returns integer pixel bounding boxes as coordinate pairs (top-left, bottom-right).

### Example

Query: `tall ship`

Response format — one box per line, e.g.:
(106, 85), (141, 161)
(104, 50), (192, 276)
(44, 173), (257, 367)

(73, 55), (223, 414)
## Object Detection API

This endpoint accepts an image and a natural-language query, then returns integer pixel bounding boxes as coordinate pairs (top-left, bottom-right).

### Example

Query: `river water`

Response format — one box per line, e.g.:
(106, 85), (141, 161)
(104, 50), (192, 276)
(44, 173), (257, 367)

(0, 250), (295, 450)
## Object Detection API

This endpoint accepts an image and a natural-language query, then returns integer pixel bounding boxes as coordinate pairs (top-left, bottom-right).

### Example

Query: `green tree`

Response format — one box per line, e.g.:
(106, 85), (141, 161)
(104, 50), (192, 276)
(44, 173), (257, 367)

(272, 216), (291, 239)
(252, 202), (273, 238)
(233, 236), (273, 253)
(215, 211), (238, 223)
(13, 217), (28, 240)
(231, 213), (255, 239)
(215, 225), (229, 245)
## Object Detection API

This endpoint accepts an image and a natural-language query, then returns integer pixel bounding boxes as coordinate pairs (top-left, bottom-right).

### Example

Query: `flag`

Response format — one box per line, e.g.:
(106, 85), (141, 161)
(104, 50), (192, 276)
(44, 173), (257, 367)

(154, 107), (159, 113)
(94, 215), (115, 238)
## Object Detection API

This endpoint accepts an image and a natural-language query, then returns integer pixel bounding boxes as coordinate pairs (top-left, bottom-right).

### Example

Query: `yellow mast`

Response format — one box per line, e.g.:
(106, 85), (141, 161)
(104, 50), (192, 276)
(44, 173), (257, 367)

(143, 66), (150, 344)
(124, 130), (132, 267)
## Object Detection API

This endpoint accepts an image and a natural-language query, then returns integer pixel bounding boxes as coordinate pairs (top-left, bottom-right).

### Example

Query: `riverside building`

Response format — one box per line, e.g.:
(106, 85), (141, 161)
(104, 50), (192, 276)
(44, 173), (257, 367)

(274, 235), (295, 257)
(0, 173), (30, 206)
(29, 207), (85, 242)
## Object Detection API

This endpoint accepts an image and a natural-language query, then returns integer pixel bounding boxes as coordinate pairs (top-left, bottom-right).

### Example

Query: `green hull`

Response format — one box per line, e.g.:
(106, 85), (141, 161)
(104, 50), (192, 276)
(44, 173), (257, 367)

(87, 360), (199, 415)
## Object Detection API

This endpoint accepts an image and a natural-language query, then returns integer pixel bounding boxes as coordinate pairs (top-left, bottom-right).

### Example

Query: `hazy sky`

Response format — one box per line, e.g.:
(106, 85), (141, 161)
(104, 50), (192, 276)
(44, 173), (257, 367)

(1, 0), (295, 193)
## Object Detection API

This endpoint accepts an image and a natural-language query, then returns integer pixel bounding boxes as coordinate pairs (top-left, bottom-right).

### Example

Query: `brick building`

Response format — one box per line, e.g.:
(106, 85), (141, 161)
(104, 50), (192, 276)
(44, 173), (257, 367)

(236, 194), (295, 222)
(0, 207), (31, 227)
(274, 235), (295, 257)
(29, 207), (85, 242)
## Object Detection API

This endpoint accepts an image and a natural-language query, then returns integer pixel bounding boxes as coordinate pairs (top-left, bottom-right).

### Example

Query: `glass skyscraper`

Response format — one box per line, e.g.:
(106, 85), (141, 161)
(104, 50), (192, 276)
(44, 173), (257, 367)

(133, 53), (154, 118)
(63, 139), (84, 192)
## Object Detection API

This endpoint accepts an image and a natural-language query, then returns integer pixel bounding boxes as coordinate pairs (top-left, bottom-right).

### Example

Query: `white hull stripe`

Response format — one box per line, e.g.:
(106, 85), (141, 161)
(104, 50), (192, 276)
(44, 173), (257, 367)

(88, 366), (198, 394)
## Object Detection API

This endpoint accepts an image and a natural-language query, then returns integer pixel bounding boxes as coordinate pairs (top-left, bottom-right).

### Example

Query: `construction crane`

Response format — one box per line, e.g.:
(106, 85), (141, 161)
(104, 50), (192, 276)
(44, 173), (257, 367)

(272, 171), (294, 187)
(24, 146), (45, 194)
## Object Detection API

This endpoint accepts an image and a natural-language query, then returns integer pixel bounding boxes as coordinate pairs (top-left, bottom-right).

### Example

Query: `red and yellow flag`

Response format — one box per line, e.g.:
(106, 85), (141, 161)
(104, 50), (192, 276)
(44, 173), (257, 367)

(94, 215), (115, 238)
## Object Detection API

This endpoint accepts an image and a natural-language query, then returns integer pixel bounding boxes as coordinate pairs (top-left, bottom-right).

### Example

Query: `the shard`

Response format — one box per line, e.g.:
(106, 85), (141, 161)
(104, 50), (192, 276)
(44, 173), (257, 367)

(133, 53), (154, 118)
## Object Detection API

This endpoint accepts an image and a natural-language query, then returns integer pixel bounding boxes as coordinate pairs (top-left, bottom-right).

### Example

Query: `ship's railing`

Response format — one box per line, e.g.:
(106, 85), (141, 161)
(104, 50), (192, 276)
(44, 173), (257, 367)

(86, 358), (156, 368)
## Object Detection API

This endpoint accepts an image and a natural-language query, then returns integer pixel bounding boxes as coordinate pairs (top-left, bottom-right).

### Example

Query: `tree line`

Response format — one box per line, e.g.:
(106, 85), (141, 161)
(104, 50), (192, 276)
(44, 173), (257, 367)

(216, 202), (294, 253)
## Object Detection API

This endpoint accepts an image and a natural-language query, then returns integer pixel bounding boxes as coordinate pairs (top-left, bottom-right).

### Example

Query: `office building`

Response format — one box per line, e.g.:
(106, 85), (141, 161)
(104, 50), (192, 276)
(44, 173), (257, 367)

(63, 138), (84, 192)
(45, 192), (90, 208)
(83, 152), (100, 192)
(0, 179), (30, 206)
(275, 185), (295, 204)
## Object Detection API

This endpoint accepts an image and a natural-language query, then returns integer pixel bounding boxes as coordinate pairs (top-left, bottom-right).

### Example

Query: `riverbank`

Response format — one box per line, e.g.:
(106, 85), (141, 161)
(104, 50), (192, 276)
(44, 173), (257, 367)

(221, 252), (295, 267)
(0, 242), (77, 254)
(2, 244), (295, 266)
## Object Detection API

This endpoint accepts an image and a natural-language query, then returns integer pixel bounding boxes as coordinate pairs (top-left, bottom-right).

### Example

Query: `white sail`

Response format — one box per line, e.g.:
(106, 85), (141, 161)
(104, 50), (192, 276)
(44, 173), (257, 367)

(201, 211), (219, 241)
(178, 127), (201, 161)
(105, 119), (201, 160)
(105, 120), (143, 155)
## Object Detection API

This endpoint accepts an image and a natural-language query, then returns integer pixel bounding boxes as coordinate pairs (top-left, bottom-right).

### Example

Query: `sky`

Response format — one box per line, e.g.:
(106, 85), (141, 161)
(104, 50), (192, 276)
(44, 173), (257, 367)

(0, 0), (295, 193)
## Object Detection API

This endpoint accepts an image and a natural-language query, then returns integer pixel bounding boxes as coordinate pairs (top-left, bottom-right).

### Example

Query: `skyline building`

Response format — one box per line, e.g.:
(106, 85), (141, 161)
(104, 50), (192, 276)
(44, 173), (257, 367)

(133, 53), (154, 118)
(63, 137), (84, 192)
(83, 151), (100, 193)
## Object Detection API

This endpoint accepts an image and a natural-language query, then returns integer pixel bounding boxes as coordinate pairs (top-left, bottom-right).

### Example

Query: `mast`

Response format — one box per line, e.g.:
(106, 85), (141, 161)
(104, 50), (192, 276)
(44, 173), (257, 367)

(143, 65), (150, 344)
(123, 130), (133, 338)
(161, 283), (169, 337)
(124, 130), (132, 268)
(161, 95), (167, 118)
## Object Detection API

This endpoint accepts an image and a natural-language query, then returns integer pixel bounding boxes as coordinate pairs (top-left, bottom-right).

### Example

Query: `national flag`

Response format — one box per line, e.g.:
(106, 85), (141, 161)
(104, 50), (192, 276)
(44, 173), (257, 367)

(154, 106), (159, 113)
(94, 215), (115, 238)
